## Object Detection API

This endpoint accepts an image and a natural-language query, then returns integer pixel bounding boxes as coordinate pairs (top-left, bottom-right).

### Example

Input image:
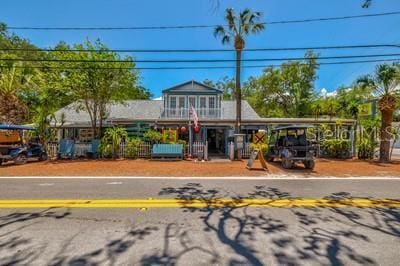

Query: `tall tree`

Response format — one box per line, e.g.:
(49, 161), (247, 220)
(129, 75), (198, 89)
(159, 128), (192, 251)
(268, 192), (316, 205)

(0, 23), (48, 124)
(214, 8), (265, 133)
(203, 76), (235, 100)
(245, 52), (319, 118)
(357, 63), (399, 162)
(53, 39), (146, 138)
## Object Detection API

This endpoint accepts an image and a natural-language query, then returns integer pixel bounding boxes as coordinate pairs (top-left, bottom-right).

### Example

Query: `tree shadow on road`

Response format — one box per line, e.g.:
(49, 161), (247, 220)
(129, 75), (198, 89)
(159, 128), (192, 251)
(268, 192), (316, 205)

(0, 187), (398, 265)
(0, 208), (71, 265)
(140, 183), (399, 266)
(49, 226), (158, 266)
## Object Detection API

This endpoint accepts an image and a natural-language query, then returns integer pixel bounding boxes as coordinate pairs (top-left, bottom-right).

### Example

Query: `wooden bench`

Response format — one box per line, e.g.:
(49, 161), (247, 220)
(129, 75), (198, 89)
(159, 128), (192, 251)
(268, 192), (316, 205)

(151, 144), (183, 160)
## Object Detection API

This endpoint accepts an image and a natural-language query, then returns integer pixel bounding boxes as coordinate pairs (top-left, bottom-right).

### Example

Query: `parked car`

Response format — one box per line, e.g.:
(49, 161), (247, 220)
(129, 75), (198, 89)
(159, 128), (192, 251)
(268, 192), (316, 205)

(0, 124), (47, 166)
(266, 125), (316, 169)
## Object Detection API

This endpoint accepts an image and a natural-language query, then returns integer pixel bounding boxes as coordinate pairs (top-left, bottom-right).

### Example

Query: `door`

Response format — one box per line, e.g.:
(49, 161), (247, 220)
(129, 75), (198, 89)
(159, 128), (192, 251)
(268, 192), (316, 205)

(206, 128), (226, 155)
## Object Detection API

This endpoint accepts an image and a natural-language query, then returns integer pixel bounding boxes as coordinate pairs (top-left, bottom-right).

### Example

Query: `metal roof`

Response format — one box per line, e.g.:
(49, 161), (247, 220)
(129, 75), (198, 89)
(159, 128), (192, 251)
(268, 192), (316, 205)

(162, 80), (222, 93)
(52, 100), (262, 126)
(271, 124), (315, 131)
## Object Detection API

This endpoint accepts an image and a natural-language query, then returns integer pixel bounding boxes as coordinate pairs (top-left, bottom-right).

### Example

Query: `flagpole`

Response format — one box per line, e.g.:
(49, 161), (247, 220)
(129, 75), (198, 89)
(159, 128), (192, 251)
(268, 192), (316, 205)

(189, 105), (192, 157)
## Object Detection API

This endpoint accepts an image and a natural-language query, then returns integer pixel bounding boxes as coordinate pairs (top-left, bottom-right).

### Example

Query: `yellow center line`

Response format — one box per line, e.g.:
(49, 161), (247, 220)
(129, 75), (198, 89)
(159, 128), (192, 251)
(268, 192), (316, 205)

(0, 198), (398, 208)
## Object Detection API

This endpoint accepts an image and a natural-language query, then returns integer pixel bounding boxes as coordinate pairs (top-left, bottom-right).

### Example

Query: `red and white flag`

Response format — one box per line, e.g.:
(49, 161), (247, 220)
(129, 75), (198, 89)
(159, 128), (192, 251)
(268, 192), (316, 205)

(190, 105), (199, 128)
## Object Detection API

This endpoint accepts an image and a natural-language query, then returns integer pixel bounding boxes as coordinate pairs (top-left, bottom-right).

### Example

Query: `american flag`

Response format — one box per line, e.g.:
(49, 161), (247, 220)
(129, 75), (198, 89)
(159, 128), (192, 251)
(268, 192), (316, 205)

(189, 105), (199, 127)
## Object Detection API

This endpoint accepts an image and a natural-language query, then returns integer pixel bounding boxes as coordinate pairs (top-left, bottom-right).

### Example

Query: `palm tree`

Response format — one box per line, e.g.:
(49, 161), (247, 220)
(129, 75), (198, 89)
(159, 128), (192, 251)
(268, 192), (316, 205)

(0, 64), (34, 124)
(357, 63), (399, 162)
(214, 8), (265, 134)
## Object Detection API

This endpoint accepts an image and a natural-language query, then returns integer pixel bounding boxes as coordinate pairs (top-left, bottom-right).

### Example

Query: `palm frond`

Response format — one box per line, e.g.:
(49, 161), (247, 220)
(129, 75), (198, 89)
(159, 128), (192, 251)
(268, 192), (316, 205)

(221, 35), (230, 45)
(226, 8), (238, 34)
(251, 23), (265, 34)
(248, 11), (263, 24)
(214, 25), (226, 37)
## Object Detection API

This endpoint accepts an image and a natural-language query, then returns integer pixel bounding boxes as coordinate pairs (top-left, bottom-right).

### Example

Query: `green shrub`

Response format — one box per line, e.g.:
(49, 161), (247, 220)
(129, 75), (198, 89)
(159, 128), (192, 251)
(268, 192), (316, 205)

(162, 129), (178, 144)
(322, 139), (351, 158)
(143, 130), (162, 144)
(99, 142), (112, 158)
(125, 137), (143, 158)
(357, 139), (377, 160)
(250, 143), (268, 154)
(100, 126), (128, 159)
(177, 139), (187, 148)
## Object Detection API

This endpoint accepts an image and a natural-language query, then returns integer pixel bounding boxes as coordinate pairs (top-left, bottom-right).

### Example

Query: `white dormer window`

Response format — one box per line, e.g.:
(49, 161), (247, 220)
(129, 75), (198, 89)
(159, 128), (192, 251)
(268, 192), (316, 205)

(200, 97), (206, 108)
(170, 96), (176, 109)
(178, 96), (185, 109)
(189, 96), (196, 108)
(209, 97), (215, 109)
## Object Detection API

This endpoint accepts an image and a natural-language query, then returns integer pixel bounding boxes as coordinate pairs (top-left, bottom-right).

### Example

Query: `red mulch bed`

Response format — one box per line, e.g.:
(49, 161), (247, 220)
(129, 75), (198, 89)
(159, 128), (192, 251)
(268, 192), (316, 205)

(0, 158), (399, 177)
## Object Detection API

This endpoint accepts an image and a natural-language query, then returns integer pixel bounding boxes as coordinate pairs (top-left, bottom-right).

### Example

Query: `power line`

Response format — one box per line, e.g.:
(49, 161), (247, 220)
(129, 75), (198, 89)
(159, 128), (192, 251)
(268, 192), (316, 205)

(0, 58), (398, 70)
(6, 11), (400, 31)
(1, 53), (400, 63)
(1, 44), (399, 54)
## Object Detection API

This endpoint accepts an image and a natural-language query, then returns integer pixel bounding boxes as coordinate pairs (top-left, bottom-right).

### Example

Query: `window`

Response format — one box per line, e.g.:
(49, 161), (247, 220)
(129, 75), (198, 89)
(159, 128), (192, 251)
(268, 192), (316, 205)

(170, 96), (176, 109)
(209, 97), (215, 109)
(79, 129), (94, 142)
(189, 97), (196, 108)
(200, 97), (206, 108)
(178, 97), (185, 108)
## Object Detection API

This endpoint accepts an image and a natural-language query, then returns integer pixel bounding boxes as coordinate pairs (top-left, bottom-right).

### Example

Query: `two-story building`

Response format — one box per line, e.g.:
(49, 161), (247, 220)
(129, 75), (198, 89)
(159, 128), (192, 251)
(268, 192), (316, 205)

(52, 80), (355, 158)
(53, 80), (267, 157)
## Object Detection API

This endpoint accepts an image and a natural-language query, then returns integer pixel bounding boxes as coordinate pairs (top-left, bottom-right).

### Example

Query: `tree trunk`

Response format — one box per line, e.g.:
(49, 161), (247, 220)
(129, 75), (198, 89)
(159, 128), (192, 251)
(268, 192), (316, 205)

(379, 108), (393, 162)
(235, 49), (242, 134)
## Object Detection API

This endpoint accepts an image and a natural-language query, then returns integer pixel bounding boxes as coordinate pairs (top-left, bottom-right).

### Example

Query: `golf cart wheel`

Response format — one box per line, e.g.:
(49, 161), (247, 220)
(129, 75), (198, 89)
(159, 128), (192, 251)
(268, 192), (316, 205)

(304, 160), (315, 170)
(39, 152), (48, 161)
(15, 154), (27, 165)
(281, 159), (293, 169)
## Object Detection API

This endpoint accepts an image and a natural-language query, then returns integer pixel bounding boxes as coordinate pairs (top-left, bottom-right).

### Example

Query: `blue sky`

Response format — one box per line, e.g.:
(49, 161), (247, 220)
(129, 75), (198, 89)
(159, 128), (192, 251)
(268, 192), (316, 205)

(1, 0), (399, 98)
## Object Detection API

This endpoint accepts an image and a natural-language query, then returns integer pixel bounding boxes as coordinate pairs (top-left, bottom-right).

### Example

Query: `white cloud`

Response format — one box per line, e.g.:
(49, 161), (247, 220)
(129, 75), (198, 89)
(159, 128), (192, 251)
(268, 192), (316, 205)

(152, 96), (162, 100)
(326, 90), (337, 97)
(319, 88), (337, 98)
(320, 88), (327, 97)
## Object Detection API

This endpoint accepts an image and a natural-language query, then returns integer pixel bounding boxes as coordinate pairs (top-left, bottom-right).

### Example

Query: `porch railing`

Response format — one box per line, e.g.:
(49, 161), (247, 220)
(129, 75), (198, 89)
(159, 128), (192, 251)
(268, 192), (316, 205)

(161, 108), (222, 119)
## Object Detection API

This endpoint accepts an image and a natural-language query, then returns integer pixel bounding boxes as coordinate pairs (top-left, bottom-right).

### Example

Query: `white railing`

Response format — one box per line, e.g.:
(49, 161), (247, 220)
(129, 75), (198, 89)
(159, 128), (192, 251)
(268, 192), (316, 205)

(191, 141), (208, 159)
(75, 143), (91, 157)
(47, 143), (59, 159)
(162, 108), (222, 119)
(228, 142), (252, 159)
(47, 142), (153, 159)
(119, 142), (151, 158)
(47, 141), (209, 159)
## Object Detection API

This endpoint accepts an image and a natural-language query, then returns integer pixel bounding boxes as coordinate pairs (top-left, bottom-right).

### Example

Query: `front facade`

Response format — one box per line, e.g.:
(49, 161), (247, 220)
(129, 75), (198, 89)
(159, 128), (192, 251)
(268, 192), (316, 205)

(52, 80), (356, 158)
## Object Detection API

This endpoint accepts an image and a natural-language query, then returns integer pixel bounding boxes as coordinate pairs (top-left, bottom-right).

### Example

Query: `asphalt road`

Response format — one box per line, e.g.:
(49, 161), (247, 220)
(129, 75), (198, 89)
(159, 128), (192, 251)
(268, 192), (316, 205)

(0, 178), (399, 266)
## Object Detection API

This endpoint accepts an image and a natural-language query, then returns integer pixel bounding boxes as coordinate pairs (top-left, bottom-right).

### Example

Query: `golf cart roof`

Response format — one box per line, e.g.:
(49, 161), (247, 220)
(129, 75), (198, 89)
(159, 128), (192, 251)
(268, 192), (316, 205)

(271, 124), (314, 131)
(0, 124), (34, 131)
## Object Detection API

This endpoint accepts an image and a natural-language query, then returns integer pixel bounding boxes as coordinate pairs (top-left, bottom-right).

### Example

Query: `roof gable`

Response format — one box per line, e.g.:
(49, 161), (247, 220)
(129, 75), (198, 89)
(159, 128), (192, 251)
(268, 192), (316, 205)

(162, 80), (222, 94)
